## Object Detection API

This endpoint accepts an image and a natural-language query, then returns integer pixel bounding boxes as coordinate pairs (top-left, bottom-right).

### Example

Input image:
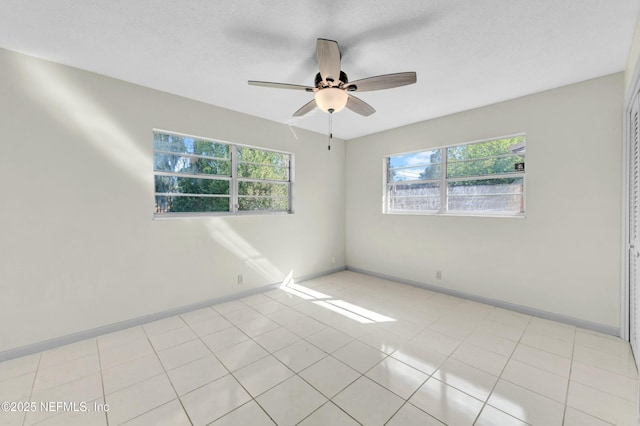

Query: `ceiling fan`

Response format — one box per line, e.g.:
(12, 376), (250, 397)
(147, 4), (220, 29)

(248, 38), (417, 117)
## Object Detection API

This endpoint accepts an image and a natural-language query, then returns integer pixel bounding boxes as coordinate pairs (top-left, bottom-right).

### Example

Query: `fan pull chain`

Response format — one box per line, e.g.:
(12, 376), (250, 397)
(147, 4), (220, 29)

(328, 109), (334, 151)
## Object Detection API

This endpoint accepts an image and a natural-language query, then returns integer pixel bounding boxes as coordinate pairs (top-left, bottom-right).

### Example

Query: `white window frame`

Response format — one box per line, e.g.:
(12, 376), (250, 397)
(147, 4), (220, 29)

(383, 133), (526, 217)
(153, 129), (294, 218)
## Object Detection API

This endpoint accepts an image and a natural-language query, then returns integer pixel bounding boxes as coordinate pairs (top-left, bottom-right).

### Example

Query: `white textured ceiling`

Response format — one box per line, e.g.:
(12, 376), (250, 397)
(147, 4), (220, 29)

(1, 1), (638, 139)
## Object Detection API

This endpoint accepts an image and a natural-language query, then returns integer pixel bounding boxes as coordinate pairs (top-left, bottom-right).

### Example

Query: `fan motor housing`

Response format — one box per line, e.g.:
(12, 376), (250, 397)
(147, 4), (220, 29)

(315, 71), (349, 88)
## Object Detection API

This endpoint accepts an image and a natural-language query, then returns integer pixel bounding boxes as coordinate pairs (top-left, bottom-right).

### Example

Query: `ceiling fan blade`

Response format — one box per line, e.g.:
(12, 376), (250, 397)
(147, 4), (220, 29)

(316, 38), (341, 84)
(346, 95), (375, 116)
(344, 72), (416, 92)
(293, 99), (317, 117)
(248, 81), (315, 91)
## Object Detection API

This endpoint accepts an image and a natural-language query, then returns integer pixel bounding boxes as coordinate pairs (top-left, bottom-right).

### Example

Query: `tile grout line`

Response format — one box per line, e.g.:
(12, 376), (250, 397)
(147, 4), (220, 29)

(95, 338), (109, 426)
(564, 338), (624, 425)
(379, 312), (448, 425)
(23, 352), (42, 426)
(141, 308), (241, 425)
(237, 297), (333, 426)
(252, 302), (355, 425)
(436, 310), (496, 426)
(180, 304), (288, 423)
(293, 287), (508, 424)
(346, 305), (459, 424)
(239, 289), (390, 425)
(184, 305), (255, 426)
(561, 328), (577, 425)
(199, 301), (280, 425)
(471, 312), (533, 425)
(122, 319), (195, 426)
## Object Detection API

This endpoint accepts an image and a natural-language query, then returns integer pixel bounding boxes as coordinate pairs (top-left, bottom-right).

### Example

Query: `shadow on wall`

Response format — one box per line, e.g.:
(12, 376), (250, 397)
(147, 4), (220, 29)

(16, 55), (293, 281)
(204, 219), (285, 283)
(17, 56), (150, 185)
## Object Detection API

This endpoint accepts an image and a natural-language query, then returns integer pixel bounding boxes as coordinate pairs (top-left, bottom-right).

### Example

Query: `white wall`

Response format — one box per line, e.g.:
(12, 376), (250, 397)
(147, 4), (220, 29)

(346, 73), (623, 329)
(626, 13), (640, 91)
(0, 48), (346, 353)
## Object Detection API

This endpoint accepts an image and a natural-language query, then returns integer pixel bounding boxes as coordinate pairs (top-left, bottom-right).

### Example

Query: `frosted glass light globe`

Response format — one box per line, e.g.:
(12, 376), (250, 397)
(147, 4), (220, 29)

(315, 88), (348, 113)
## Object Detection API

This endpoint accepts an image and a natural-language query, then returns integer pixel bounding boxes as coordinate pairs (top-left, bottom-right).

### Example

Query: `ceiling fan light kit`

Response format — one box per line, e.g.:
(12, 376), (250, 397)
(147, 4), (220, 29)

(315, 87), (348, 113)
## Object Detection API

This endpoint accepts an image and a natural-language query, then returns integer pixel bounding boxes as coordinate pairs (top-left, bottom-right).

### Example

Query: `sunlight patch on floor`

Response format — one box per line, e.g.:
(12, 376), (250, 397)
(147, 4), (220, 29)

(281, 274), (395, 324)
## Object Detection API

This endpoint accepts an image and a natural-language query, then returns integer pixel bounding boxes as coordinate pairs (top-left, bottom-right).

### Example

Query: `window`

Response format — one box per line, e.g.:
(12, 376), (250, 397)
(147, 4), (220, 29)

(153, 130), (293, 216)
(385, 135), (525, 216)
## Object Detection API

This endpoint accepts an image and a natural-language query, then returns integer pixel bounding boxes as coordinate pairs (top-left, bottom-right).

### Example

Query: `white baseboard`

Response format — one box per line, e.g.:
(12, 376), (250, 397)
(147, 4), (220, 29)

(0, 267), (347, 363)
(347, 266), (620, 337)
(3, 264), (617, 363)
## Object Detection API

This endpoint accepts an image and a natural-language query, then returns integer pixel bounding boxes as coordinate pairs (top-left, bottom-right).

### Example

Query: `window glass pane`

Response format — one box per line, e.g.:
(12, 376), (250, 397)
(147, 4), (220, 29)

(153, 133), (229, 158)
(389, 149), (441, 168)
(447, 136), (525, 178)
(388, 149), (441, 182)
(154, 153), (231, 176)
(388, 181), (441, 211)
(155, 195), (230, 213)
(155, 176), (229, 195)
(237, 147), (290, 166)
(389, 165), (441, 182)
(238, 197), (289, 211)
(239, 181), (288, 197)
(447, 177), (524, 213)
(237, 164), (289, 180)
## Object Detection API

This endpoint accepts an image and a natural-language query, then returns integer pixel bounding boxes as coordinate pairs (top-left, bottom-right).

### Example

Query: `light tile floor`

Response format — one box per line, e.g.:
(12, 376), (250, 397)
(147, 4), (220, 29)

(0, 271), (638, 425)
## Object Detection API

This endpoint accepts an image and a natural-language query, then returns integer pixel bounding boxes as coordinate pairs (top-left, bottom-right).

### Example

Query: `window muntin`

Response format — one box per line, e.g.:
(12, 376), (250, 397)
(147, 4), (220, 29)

(385, 135), (525, 216)
(153, 131), (293, 216)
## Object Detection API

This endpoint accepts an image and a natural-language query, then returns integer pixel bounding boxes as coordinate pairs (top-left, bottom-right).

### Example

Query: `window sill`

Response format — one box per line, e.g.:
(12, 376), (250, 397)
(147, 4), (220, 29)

(153, 211), (294, 220)
(383, 211), (525, 219)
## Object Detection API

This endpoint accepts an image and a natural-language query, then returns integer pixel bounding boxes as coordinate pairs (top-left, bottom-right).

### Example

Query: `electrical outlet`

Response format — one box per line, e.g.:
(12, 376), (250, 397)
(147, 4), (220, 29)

(331, 256), (336, 264)
(436, 270), (442, 280)
(237, 274), (243, 285)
